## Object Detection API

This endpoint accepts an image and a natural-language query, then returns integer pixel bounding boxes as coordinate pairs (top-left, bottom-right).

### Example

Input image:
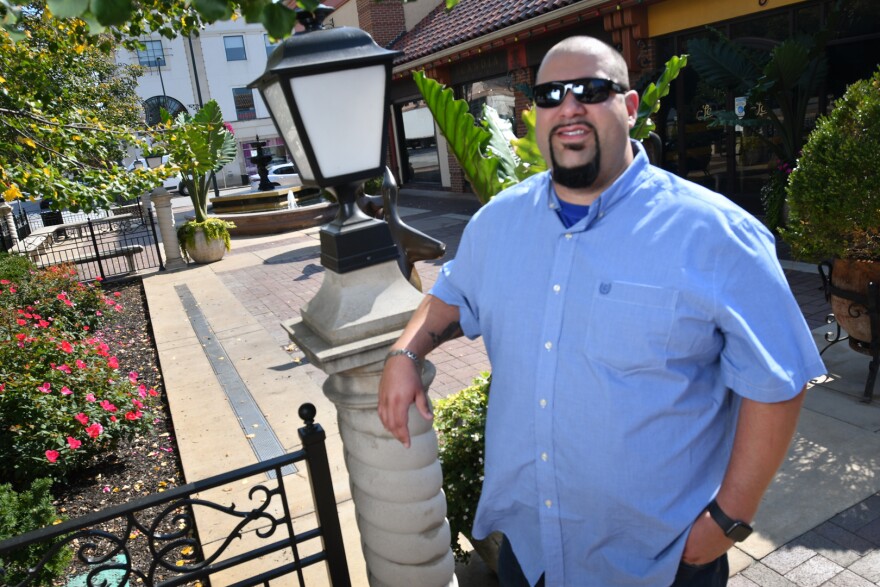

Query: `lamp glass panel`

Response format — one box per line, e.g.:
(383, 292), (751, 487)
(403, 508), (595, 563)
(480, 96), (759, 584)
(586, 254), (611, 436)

(262, 80), (314, 180)
(290, 64), (386, 179)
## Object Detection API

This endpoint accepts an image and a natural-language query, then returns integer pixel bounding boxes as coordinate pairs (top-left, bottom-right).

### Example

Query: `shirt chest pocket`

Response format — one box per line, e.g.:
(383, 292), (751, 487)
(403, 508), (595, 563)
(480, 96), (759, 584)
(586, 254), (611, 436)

(585, 281), (679, 373)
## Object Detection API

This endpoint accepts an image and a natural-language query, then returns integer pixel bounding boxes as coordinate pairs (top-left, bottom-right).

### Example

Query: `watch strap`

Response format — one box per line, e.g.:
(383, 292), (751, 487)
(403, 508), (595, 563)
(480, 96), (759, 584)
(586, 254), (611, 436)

(707, 499), (753, 542)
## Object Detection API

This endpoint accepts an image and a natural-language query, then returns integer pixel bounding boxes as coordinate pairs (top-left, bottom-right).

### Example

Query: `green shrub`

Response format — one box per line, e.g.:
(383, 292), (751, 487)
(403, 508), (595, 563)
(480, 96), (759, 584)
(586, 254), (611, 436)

(0, 252), (36, 284)
(433, 372), (490, 562)
(0, 478), (73, 586)
(782, 67), (880, 262)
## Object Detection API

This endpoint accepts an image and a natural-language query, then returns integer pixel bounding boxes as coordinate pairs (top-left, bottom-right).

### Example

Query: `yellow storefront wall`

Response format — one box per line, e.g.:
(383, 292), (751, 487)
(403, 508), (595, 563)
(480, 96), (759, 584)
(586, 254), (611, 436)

(648, 0), (808, 37)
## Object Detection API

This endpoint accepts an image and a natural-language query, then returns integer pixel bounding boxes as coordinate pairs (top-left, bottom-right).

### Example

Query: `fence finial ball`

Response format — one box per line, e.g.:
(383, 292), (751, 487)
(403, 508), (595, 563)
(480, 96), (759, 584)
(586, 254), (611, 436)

(299, 402), (317, 425)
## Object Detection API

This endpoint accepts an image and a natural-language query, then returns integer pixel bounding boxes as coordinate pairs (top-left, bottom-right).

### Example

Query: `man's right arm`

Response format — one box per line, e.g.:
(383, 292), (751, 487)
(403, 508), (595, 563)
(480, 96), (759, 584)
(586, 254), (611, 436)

(378, 294), (462, 448)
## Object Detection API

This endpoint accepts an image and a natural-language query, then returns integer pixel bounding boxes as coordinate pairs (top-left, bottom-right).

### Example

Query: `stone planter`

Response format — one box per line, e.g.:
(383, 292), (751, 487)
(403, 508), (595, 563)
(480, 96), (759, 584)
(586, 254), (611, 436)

(830, 258), (880, 355)
(186, 229), (227, 264)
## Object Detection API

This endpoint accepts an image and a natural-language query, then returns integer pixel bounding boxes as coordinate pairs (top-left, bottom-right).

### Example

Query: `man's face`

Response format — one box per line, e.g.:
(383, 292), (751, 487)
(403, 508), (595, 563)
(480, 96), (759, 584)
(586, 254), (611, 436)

(535, 51), (637, 191)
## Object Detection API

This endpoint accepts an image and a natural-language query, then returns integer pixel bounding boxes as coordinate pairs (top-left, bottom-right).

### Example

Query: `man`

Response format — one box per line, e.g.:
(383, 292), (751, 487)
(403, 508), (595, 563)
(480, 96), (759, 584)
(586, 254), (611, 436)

(379, 36), (824, 586)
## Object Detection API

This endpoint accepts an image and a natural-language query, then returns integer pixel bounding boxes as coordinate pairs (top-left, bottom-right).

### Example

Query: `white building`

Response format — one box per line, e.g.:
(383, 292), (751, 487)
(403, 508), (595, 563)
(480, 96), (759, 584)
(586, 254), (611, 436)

(116, 20), (289, 187)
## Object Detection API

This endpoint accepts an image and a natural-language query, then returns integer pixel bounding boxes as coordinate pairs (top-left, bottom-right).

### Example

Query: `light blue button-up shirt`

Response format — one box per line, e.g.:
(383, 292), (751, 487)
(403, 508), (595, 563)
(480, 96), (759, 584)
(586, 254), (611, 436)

(430, 142), (825, 586)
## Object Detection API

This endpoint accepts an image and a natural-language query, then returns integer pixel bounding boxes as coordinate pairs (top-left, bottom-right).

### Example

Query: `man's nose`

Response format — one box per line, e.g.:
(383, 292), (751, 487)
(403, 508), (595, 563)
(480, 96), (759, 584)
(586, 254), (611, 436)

(558, 89), (588, 115)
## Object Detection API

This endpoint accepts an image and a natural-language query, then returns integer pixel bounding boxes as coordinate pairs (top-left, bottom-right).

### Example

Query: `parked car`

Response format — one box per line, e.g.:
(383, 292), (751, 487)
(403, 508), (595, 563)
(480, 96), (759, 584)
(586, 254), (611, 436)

(126, 156), (188, 195)
(249, 162), (302, 191)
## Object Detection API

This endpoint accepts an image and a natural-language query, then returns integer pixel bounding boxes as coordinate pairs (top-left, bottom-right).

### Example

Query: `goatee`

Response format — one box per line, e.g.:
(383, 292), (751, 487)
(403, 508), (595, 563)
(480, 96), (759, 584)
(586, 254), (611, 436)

(550, 134), (600, 189)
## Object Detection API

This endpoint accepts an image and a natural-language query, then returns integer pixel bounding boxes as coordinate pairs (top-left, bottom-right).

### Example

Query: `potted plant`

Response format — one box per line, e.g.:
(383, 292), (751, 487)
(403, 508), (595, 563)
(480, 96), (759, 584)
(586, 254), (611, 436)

(781, 67), (880, 354)
(157, 100), (237, 263)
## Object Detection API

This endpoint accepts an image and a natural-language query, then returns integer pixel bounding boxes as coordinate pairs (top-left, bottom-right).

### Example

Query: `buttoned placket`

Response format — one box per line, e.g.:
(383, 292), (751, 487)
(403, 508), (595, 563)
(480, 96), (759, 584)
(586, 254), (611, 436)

(534, 188), (599, 583)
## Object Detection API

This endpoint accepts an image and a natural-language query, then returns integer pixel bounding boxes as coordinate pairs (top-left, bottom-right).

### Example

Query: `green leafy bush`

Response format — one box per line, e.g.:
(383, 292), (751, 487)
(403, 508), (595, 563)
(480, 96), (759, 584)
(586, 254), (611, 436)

(0, 267), (157, 486)
(433, 372), (490, 562)
(0, 478), (73, 586)
(0, 252), (36, 285)
(782, 67), (880, 261)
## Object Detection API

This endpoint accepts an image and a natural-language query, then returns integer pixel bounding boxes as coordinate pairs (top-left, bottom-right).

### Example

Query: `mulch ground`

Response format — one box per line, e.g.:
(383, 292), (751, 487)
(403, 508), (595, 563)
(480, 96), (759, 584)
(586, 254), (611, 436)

(51, 278), (189, 583)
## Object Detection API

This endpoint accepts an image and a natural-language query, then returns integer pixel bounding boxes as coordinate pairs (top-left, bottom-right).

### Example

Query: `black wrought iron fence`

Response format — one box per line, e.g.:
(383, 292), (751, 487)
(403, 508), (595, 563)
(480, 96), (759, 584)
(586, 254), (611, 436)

(2, 198), (165, 280)
(0, 403), (351, 587)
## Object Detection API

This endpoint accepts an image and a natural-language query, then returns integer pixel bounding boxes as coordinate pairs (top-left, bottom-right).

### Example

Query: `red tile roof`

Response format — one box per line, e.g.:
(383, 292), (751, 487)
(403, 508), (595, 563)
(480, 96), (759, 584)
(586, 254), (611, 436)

(390, 0), (587, 64)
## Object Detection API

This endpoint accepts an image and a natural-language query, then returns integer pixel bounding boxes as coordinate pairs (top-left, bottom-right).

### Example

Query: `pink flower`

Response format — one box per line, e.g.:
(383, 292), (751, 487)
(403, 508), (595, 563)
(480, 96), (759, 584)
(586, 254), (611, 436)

(0, 279), (8, 284)
(67, 437), (82, 450)
(113, 292), (121, 297)
(137, 384), (147, 398)
(107, 357), (119, 369)
(132, 398), (144, 409)
(16, 318), (25, 326)
(57, 364), (72, 374)
(60, 341), (73, 353)
(85, 393), (96, 402)
(75, 359), (87, 369)
(45, 450), (59, 463)
(99, 400), (117, 412)
(125, 410), (142, 421)
(38, 319), (50, 328)
(148, 388), (159, 397)
(38, 382), (51, 393)
(0, 383), (4, 393)
(75, 412), (89, 425)
(128, 371), (139, 384)
(60, 386), (73, 396)
(86, 423), (103, 438)
(110, 415), (117, 422)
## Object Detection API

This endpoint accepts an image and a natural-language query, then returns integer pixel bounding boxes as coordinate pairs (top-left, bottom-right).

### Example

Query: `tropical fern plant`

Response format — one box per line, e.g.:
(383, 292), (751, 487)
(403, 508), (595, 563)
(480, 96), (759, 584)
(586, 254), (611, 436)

(157, 100), (237, 223)
(413, 54), (687, 204)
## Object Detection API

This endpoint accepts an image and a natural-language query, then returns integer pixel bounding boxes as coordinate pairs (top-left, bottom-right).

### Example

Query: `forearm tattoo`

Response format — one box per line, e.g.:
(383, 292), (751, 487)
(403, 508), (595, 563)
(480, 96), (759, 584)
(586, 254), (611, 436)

(429, 321), (462, 349)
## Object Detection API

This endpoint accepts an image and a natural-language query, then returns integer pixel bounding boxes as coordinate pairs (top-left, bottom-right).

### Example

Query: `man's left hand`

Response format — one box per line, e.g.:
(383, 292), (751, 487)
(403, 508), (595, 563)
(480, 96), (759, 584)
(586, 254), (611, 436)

(681, 509), (734, 566)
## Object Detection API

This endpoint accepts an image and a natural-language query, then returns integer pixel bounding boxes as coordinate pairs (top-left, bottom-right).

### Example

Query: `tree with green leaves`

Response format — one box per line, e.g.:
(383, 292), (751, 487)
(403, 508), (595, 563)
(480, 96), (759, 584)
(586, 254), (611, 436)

(0, 2), (168, 211)
(1, 0), (463, 44)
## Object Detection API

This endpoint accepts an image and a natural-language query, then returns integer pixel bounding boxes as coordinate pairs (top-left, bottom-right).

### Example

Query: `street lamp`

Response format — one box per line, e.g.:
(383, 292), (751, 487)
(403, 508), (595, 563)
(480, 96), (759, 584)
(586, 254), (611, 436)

(251, 6), (456, 586)
(249, 4), (399, 273)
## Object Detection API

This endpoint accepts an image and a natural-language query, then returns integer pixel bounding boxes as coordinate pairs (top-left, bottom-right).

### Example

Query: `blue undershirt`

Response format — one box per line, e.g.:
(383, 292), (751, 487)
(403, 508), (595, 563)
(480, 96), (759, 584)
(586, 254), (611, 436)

(555, 197), (590, 228)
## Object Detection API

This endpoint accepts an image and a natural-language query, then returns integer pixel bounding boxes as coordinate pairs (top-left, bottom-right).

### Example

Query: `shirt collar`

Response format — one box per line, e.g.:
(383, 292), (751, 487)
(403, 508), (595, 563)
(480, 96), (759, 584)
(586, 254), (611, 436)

(543, 139), (650, 228)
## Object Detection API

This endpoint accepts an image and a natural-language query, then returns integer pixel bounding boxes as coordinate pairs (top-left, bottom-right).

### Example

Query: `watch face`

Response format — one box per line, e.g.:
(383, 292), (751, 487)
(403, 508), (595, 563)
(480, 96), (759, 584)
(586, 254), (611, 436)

(728, 522), (753, 542)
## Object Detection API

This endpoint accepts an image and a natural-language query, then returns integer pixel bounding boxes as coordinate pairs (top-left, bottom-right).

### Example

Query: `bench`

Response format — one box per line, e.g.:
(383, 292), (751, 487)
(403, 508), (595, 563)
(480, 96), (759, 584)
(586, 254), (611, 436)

(0, 403), (351, 587)
(8, 227), (56, 261)
(69, 244), (145, 274)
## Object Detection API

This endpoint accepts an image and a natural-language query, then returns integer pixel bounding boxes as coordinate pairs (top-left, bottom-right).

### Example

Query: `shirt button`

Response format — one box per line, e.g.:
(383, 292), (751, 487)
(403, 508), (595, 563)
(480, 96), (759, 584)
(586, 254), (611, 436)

(540, 399), (547, 408)
(544, 341), (552, 350)
(565, 233), (573, 239)
(553, 284), (561, 293)
(598, 211), (605, 218)
(545, 499), (553, 508)
(541, 452), (548, 462)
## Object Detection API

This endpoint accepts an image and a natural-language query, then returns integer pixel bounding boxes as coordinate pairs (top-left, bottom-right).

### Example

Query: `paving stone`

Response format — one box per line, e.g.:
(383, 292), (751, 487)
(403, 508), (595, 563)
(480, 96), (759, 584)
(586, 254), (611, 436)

(813, 522), (877, 555)
(846, 550), (880, 583)
(784, 555), (843, 587)
(854, 516), (880, 547)
(823, 569), (876, 587)
(794, 530), (863, 567)
(728, 575), (761, 587)
(762, 544), (818, 575)
(830, 495), (880, 532)
(742, 562), (797, 587)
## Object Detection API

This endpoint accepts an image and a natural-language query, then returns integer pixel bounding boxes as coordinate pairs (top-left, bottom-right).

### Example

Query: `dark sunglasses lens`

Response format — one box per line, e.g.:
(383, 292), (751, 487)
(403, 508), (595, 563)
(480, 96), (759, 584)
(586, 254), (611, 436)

(573, 81), (609, 104)
(535, 83), (564, 107)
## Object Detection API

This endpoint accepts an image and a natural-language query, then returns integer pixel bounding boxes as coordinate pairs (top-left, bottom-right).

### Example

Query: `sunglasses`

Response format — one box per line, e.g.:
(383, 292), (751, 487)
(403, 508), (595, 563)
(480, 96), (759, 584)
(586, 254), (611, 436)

(533, 78), (628, 108)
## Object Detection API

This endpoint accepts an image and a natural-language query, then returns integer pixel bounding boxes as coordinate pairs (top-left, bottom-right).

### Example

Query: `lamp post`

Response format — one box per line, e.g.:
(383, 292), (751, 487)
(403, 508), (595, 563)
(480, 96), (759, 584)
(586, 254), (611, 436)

(145, 155), (186, 271)
(251, 6), (456, 586)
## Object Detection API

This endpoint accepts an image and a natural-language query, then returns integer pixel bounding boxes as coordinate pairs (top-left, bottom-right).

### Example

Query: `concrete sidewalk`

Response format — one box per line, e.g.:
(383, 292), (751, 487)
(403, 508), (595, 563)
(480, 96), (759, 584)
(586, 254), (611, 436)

(143, 189), (880, 586)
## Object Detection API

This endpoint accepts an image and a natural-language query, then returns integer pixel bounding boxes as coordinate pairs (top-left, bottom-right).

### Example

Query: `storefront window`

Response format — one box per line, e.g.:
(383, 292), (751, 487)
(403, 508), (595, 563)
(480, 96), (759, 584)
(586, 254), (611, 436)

(460, 75), (516, 126)
(242, 137), (288, 175)
(399, 100), (440, 184)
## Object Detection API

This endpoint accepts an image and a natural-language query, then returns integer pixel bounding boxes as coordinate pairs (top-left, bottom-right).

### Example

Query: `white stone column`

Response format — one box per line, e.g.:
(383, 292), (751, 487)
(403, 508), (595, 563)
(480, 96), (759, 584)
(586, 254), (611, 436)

(0, 201), (19, 247)
(150, 190), (187, 271)
(284, 259), (457, 587)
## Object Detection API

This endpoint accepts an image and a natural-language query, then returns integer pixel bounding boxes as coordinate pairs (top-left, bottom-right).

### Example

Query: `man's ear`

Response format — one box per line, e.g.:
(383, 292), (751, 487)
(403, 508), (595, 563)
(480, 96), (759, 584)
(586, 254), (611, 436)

(625, 90), (639, 128)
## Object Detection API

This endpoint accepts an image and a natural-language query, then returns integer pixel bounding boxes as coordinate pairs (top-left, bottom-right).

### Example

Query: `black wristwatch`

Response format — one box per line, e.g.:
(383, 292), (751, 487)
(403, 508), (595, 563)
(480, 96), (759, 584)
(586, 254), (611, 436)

(706, 499), (753, 542)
